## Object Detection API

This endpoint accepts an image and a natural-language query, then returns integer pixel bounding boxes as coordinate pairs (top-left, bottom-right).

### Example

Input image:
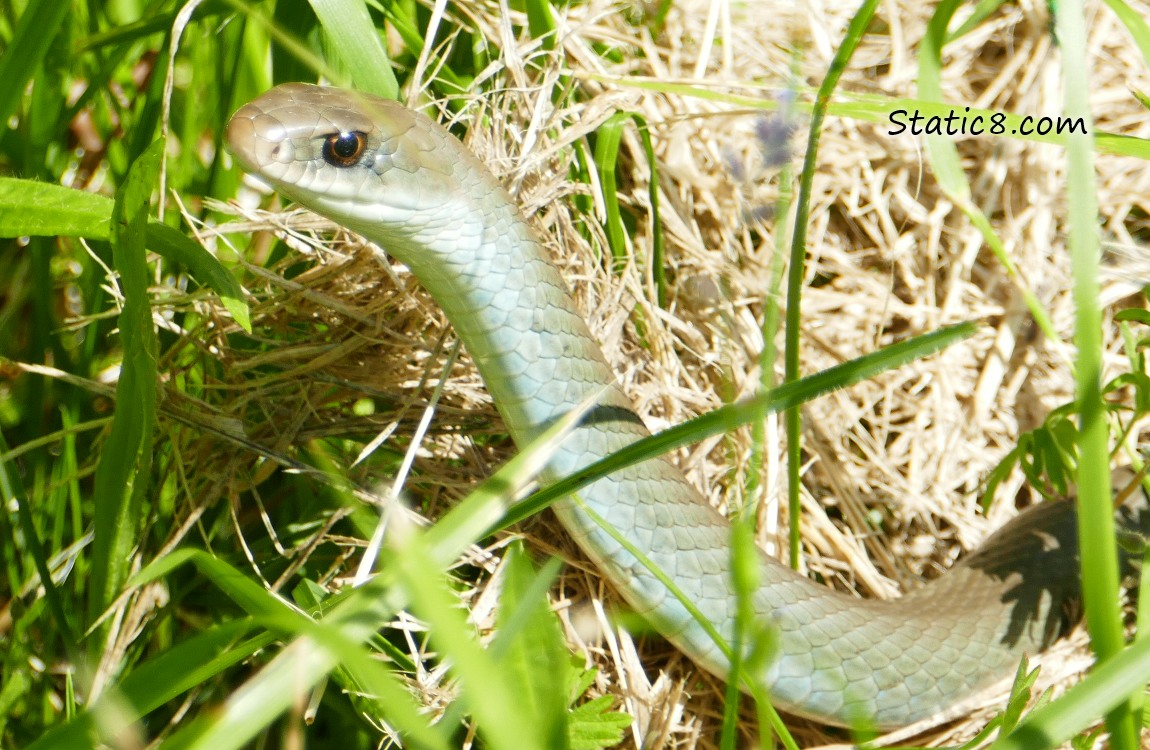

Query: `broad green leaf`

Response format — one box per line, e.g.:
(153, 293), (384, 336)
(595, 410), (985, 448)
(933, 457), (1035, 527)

(0, 177), (250, 331)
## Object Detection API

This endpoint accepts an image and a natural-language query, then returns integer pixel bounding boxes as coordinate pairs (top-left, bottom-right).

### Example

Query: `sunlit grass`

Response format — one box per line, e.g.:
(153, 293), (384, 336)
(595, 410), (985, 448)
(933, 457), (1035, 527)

(1, 1), (1148, 748)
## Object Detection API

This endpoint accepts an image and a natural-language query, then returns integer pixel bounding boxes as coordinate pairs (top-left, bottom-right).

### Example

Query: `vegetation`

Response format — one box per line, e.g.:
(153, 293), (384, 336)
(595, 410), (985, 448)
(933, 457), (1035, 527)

(1, 0), (1149, 748)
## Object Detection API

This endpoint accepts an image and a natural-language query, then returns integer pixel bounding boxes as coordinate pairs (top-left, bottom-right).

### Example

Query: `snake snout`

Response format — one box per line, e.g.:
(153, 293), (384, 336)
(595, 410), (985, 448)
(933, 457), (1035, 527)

(223, 109), (259, 173)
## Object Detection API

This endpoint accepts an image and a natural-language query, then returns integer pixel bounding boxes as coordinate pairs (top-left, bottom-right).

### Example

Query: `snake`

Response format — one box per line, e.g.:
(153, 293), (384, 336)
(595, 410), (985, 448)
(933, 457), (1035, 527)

(225, 82), (1115, 729)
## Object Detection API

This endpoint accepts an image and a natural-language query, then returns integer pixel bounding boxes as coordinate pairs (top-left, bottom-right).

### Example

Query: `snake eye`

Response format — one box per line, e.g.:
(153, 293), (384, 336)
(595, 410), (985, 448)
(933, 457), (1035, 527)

(322, 131), (367, 167)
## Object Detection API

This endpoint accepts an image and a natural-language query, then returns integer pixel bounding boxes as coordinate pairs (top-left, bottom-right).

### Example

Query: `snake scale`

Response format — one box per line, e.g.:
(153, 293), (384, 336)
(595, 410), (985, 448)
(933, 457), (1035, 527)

(226, 83), (1122, 729)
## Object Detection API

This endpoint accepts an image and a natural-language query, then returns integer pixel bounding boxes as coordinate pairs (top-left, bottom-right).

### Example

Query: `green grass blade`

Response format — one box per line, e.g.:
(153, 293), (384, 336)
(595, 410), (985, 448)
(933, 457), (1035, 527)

(424, 387), (601, 564)
(591, 112), (630, 271)
(0, 429), (79, 653)
(783, 0), (879, 573)
(612, 78), (1150, 159)
(131, 551), (453, 750)
(131, 548), (308, 625)
(222, 0), (329, 88)
(25, 621), (272, 750)
(523, 0), (557, 49)
(308, 0), (398, 98)
(374, 1), (470, 96)
(488, 548), (570, 748)
(271, 0), (322, 86)
(499, 321), (979, 529)
(947, 0), (1009, 40)
(991, 636), (1150, 749)
(147, 224), (251, 331)
(590, 112), (667, 307)
(1100, 0), (1150, 66)
(87, 139), (163, 627)
(918, 0), (1057, 344)
(0, 0), (70, 127)
(385, 527), (545, 750)
(1057, 0), (1139, 744)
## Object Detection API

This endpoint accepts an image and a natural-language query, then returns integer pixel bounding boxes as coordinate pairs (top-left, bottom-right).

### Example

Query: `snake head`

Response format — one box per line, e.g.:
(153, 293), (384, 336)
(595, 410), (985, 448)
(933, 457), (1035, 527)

(226, 82), (492, 252)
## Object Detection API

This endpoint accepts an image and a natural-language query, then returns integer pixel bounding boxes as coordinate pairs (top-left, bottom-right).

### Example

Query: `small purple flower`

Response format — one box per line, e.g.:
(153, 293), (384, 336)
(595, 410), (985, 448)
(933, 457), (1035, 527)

(755, 89), (797, 169)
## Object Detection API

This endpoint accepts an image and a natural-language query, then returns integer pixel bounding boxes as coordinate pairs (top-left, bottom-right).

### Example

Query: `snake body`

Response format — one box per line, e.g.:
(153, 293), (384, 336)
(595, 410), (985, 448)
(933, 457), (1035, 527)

(226, 83), (1093, 728)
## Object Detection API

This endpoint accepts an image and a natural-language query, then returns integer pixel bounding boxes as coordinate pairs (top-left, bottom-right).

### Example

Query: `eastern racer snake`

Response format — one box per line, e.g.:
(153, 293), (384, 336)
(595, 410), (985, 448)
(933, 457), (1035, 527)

(226, 83), (1138, 729)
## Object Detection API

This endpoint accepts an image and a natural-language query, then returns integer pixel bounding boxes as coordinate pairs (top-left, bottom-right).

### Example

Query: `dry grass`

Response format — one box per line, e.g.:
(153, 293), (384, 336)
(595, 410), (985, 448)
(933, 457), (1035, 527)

(164, 0), (1150, 746)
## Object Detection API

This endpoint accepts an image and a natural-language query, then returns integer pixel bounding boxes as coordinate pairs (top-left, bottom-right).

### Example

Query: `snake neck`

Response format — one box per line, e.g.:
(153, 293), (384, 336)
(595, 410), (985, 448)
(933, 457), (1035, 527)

(364, 199), (638, 452)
